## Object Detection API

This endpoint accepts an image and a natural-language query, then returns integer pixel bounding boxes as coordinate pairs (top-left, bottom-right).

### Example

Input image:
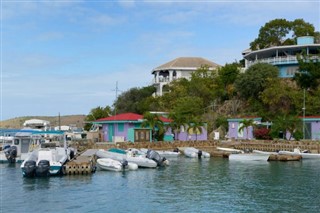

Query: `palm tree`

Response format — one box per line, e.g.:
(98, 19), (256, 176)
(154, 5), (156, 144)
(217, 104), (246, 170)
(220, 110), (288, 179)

(238, 119), (256, 139)
(141, 112), (165, 141)
(187, 120), (205, 141)
(168, 113), (187, 141)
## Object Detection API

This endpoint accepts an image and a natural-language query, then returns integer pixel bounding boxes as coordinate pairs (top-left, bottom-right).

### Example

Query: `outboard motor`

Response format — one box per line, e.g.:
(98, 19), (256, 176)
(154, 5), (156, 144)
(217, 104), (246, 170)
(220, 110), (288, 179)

(4, 146), (17, 163)
(36, 160), (50, 177)
(121, 160), (129, 170)
(173, 148), (180, 153)
(69, 149), (75, 160)
(198, 150), (203, 159)
(146, 149), (167, 167)
(22, 160), (37, 178)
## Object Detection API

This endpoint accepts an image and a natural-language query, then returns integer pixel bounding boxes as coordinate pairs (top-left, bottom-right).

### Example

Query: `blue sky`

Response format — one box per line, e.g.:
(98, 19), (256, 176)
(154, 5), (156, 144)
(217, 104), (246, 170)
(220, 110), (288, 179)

(1, 0), (319, 120)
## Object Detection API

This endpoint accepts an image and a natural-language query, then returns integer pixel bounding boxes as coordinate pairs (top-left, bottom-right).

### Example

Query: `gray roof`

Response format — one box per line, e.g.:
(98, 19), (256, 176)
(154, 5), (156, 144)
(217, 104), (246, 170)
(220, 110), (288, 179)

(153, 57), (220, 72)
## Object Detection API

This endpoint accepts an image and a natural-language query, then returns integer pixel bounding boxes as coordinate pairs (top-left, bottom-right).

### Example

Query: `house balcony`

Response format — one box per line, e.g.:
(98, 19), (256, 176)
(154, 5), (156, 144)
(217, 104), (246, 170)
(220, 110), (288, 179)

(152, 76), (178, 84)
(246, 55), (320, 69)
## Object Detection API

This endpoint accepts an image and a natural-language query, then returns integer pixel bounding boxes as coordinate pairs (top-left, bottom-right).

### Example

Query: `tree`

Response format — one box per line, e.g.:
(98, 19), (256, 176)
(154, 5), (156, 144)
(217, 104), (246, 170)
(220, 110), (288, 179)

(215, 63), (240, 100)
(260, 78), (301, 117)
(187, 119), (205, 141)
(235, 63), (278, 100)
(188, 65), (218, 107)
(250, 19), (292, 50)
(141, 112), (165, 141)
(113, 86), (156, 114)
(238, 119), (256, 139)
(294, 54), (320, 90)
(270, 114), (302, 140)
(168, 112), (188, 141)
(250, 18), (316, 50)
(84, 106), (112, 130)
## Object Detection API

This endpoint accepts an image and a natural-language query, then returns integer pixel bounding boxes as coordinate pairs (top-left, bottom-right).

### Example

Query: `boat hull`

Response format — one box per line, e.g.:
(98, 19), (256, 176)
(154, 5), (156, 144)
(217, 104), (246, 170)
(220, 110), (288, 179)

(229, 153), (270, 161)
(183, 147), (210, 158)
(97, 158), (138, 172)
(96, 150), (157, 168)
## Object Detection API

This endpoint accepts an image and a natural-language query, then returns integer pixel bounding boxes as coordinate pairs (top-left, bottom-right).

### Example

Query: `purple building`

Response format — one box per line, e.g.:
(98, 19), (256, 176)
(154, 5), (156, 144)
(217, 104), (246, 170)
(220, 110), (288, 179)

(92, 112), (207, 142)
(227, 117), (262, 140)
(302, 116), (320, 140)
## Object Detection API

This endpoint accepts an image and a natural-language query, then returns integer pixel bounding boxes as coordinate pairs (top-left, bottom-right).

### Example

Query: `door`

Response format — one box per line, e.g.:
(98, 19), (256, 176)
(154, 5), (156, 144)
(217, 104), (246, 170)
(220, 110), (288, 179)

(108, 125), (114, 142)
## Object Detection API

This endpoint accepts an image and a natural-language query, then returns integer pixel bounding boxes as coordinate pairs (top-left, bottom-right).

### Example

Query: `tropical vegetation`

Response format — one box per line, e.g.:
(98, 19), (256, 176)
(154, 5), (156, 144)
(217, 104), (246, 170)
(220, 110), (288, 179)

(85, 18), (320, 140)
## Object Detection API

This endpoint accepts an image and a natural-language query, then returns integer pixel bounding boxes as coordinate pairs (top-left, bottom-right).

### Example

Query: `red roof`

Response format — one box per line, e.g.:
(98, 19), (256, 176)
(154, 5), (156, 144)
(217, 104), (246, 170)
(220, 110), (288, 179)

(96, 112), (172, 122)
(97, 113), (143, 121)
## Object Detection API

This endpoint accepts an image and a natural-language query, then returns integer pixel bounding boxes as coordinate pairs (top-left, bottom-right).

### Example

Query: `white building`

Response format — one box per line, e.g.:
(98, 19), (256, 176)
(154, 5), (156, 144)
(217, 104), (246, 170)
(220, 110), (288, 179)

(151, 57), (220, 96)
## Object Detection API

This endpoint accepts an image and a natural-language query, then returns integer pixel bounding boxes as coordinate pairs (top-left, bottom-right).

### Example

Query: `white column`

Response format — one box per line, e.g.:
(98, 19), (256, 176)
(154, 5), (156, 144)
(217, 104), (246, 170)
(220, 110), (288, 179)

(155, 72), (159, 83)
(169, 70), (173, 81)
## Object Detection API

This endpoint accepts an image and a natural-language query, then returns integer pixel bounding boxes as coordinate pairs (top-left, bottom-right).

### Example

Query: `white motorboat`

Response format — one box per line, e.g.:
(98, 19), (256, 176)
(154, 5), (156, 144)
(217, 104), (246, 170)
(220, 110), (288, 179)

(217, 147), (244, 154)
(20, 133), (74, 177)
(229, 152), (270, 161)
(128, 148), (170, 166)
(278, 148), (320, 159)
(21, 146), (73, 177)
(0, 132), (43, 163)
(97, 158), (138, 172)
(140, 148), (181, 158)
(96, 148), (158, 168)
(183, 147), (210, 158)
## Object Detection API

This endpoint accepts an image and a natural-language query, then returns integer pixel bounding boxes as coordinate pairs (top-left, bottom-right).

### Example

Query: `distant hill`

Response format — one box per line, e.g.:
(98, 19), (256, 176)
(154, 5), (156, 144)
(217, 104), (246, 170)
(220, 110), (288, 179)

(0, 115), (87, 129)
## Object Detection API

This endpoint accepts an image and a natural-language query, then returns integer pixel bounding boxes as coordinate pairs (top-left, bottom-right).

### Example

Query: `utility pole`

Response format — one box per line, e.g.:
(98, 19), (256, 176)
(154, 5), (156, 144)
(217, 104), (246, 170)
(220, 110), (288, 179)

(303, 88), (306, 140)
(114, 81), (119, 117)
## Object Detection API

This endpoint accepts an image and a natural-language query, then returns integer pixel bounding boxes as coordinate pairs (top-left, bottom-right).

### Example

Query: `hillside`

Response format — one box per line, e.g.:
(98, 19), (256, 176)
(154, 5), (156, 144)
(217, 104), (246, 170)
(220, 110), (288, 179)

(0, 115), (87, 129)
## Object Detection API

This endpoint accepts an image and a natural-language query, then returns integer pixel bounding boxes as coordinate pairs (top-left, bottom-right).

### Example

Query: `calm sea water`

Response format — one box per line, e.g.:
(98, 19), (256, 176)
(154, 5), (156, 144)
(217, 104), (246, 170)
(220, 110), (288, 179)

(1, 157), (320, 213)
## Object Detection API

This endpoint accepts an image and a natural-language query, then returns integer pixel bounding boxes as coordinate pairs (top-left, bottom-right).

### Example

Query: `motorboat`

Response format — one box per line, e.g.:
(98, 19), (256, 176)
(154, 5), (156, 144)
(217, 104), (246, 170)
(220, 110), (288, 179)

(183, 147), (210, 158)
(0, 132), (43, 163)
(96, 148), (157, 168)
(145, 149), (169, 167)
(216, 147), (244, 154)
(229, 151), (270, 161)
(97, 158), (138, 172)
(21, 146), (73, 177)
(278, 148), (320, 159)
(20, 133), (74, 177)
(140, 148), (181, 158)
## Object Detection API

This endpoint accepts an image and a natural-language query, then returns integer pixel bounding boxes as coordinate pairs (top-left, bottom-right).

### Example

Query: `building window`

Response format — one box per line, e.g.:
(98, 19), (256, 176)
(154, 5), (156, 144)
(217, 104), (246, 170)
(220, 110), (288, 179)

(118, 123), (124, 132)
(286, 67), (298, 76)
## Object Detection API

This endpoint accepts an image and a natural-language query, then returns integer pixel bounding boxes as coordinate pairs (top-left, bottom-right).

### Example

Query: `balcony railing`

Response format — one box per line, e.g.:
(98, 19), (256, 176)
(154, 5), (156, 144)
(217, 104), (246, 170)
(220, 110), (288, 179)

(247, 56), (298, 68)
(246, 55), (320, 68)
(152, 76), (177, 84)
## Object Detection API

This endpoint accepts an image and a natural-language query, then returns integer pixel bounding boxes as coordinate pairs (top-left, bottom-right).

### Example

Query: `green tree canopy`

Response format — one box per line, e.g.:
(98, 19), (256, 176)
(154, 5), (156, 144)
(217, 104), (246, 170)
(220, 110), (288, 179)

(260, 79), (301, 117)
(215, 62), (240, 100)
(294, 55), (320, 89)
(250, 18), (316, 50)
(238, 119), (256, 139)
(235, 63), (279, 100)
(270, 114), (302, 140)
(141, 112), (165, 141)
(113, 86), (156, 114)
(84, 106), (112, 130)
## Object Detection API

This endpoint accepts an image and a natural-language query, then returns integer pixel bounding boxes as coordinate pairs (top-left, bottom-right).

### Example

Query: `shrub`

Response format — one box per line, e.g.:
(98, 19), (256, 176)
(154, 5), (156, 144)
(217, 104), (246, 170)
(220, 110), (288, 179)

(254, 128), (272, 140)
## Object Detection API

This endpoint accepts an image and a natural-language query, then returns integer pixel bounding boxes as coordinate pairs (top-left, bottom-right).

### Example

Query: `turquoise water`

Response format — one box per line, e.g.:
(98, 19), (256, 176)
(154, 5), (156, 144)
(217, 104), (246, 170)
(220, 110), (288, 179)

(1, 157), (320, 213)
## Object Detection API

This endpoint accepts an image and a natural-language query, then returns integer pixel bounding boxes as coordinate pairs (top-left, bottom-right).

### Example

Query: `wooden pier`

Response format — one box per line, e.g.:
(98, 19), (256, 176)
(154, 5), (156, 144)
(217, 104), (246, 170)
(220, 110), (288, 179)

(64, 149), (97, 175)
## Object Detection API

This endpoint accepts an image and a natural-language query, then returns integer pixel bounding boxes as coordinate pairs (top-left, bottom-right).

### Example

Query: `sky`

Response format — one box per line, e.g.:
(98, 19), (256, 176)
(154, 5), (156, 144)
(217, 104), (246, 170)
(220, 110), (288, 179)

(1, 0), (319, 121)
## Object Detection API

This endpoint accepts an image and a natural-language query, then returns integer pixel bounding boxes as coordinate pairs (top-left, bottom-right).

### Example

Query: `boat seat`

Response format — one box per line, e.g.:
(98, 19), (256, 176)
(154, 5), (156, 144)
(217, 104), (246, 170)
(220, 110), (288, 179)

(37, 150), (53, 163)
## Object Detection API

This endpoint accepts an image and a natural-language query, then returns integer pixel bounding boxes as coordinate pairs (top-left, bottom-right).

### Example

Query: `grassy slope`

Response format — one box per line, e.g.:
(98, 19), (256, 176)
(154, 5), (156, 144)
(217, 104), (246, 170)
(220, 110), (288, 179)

(0, 115), (86, 129)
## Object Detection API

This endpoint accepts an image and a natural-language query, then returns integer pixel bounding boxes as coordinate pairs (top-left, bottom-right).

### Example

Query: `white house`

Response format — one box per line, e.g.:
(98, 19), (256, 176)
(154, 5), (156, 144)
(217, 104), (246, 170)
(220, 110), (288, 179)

(151, 57), (220, 96)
